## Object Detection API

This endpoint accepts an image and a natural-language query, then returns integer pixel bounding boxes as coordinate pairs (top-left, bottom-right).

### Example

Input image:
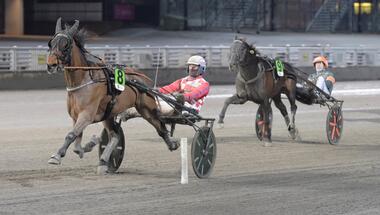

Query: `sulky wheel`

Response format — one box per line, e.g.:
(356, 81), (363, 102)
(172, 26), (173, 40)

(255, 105), (273, 141)
(326, 104), (343, 145)
(98, 124), (125, 173)
(191, 126), (216, 179)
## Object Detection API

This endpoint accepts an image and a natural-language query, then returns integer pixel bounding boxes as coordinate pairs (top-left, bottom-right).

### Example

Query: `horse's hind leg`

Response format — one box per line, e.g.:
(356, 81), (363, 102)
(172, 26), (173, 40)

(218, 94), (247, 127)
(98, 118), (119, 174)
(286, 81), (299, 140)
(48, 113), (93, 165)
(137, 94), (179, 151)
(273, 94), (290, 128)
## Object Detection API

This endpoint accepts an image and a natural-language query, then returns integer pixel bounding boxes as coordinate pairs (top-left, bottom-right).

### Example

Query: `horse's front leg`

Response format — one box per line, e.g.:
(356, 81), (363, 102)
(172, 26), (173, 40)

(97, 118), (120, 174)
(261, 99), (273, 146)
(82, 135), (100, 153)
(218, 94), (247, 128)
(72, 132), (84, 158)
(72, 133), (101, 157)
(48, 112), (93, 165)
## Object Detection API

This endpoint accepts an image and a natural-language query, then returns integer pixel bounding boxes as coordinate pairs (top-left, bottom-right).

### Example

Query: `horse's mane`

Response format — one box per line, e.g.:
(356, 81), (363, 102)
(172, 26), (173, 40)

(236, 37), (261, 56)
(64, 24), (88, 52)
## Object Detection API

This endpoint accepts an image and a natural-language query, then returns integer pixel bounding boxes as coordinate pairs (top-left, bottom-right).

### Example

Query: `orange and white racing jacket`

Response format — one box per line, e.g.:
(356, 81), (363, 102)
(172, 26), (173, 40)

(159, 75), (210, 112)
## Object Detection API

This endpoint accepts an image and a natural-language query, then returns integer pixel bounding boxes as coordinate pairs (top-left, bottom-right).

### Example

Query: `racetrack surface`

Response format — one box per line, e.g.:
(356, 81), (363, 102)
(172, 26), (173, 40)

(0, 81), (380, 215)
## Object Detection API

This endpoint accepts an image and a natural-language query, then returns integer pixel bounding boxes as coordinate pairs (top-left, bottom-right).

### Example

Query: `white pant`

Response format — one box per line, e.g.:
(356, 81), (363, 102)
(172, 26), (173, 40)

(157, 96), (192, 116)
(316, 76), (330, 95)
(119, 96), (192, 120)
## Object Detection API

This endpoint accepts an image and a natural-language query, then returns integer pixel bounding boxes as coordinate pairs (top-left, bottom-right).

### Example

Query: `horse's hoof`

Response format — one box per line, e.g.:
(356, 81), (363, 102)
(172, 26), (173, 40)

(262, 141), (273, 147)
(48, 154), (61, 165)
(296, 135), (302, 143)
(261, 138), (272, 147)
(289, 128), (299, 140)
(169, 143), (179, 151)
(83, 135), (99, 153)
(73, 148), (84, 159)
(168, 140), (180, 151)
(97, 165), (109, 175)
(217, 123), (224, 129)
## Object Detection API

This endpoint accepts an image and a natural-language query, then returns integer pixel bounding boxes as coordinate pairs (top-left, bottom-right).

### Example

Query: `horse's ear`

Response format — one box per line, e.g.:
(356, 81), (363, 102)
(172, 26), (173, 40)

(234, 35), (238, 40)
(55, 17), (62, 34)
(68, 20), (79, 36)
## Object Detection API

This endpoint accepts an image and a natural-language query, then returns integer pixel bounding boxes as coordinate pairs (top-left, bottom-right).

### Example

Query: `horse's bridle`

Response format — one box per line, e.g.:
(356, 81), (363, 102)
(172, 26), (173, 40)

(231, 39), (258, 67)
(48, 32), (74, 66)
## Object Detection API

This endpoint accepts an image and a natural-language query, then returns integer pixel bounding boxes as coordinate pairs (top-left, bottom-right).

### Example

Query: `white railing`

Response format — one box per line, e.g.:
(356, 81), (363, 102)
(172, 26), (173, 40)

(0, 45), (379, 73)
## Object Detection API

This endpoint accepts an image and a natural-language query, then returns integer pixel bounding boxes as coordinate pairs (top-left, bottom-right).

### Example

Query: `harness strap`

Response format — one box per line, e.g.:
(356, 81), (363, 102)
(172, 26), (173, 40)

(100, 96), (116, 122)
(259, 58), (278, 82)
(66, 80), (96, 92)
(102, 68), (114, 96)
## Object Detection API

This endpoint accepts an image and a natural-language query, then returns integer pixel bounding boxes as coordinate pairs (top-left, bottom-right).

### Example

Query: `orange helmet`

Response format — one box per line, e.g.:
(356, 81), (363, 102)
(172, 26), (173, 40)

(313, 56), (328, 68)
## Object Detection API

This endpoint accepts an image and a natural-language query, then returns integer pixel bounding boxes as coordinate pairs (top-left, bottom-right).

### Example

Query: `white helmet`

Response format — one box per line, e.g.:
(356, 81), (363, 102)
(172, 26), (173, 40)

(187, 55), (206, 75)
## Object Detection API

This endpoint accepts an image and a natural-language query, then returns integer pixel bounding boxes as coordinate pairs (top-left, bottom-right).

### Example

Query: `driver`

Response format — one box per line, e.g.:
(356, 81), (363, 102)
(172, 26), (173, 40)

(120, 55), (210, 120)
(158, 55), (210, 115)
(308, 56), (336, 96)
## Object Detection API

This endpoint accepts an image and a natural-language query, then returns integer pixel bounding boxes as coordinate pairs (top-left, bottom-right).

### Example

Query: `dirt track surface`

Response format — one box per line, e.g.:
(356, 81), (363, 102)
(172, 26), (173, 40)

(1, 82), (380, 214)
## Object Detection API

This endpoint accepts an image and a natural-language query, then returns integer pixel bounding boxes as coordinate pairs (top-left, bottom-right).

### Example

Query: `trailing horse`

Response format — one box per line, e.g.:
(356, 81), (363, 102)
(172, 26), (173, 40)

(218, 38), (299, 143)
(46, 18), (179, 174)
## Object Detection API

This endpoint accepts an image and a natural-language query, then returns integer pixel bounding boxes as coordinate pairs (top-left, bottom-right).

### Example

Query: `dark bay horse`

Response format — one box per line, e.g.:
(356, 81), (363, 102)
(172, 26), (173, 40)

(218, 38), (298, 143)
(46, 18), (179, 173)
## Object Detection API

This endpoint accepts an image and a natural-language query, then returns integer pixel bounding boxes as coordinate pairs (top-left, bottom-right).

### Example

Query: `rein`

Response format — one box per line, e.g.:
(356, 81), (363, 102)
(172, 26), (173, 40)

(64, 66), (107, 92)
(64, 66), (108, 70)
(63, 66), (153, 92)
(66, 80), (97, 92)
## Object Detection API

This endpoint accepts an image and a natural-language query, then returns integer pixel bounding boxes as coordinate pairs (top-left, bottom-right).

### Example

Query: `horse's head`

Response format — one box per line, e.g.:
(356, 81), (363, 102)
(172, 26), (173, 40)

(47, 18), (79, 74)
(229, 38), (259, 72)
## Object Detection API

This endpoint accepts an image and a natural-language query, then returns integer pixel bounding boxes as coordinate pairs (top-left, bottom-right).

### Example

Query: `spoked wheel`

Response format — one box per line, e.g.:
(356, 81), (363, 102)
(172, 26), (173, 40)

(98, 123), (125, 173)
(326, 104), (343, 145)
(255, 105), (273, 141)
(191, 126), (216, 179)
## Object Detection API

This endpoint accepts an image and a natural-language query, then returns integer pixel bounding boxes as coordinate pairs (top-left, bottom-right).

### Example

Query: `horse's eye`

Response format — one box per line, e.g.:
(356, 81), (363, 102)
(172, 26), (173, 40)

(64, 41), (71, 50)
(48, 40), (52, 48)
(249, 50), (255, 55)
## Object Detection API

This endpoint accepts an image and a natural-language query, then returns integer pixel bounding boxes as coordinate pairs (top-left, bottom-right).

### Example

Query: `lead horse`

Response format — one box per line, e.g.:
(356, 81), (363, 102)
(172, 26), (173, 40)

(218, 38), (299, 143)
(47, 18), (179, 173)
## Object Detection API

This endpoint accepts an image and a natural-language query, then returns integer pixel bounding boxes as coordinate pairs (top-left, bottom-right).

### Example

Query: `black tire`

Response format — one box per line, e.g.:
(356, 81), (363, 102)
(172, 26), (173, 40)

(98, 125), (125, 173)
(255, 105), (273, 141)
(191, 126), (216, 179)
(326, 105), (343, 145)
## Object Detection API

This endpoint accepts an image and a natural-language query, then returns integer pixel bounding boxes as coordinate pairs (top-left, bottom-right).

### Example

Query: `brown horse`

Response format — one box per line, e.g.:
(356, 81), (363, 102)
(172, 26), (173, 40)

(46, 18), (179, 173)
(218, 38), (298, 143)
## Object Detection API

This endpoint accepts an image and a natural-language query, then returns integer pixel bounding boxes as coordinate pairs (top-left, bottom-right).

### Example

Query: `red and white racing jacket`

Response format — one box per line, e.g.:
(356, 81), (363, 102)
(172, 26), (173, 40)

(159, 75), (210, 112)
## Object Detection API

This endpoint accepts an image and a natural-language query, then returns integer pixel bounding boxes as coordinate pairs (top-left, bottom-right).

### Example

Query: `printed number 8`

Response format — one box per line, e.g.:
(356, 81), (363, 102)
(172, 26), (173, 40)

(117, 70), (123, 84)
